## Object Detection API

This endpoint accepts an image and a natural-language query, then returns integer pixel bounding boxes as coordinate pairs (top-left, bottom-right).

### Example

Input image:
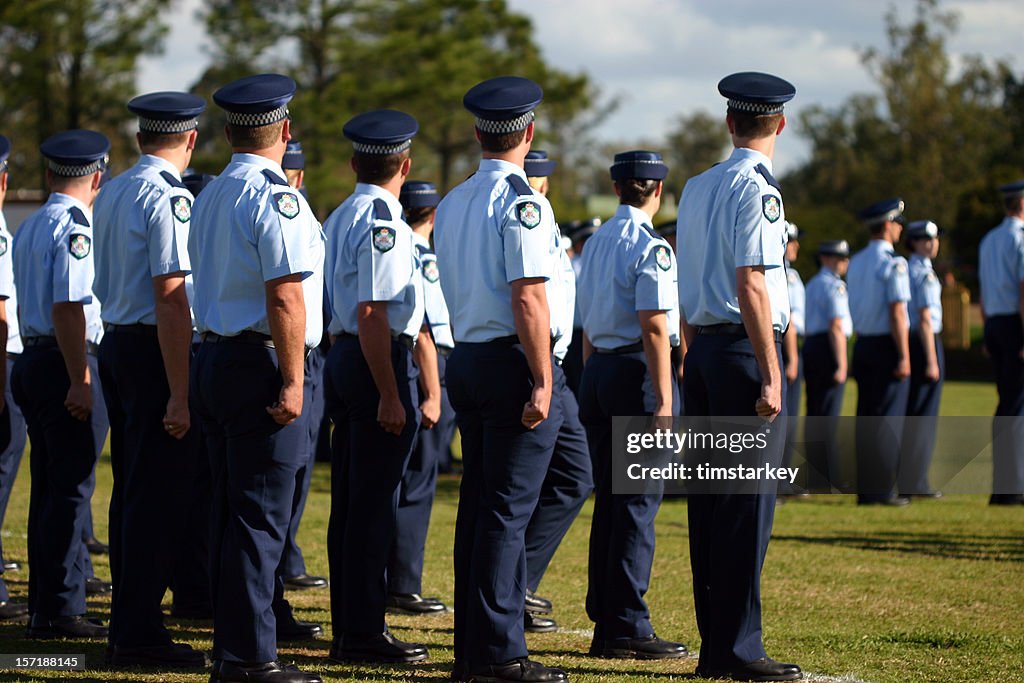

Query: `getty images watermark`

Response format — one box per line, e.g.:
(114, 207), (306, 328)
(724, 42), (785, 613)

(611, 416), (1024, 495)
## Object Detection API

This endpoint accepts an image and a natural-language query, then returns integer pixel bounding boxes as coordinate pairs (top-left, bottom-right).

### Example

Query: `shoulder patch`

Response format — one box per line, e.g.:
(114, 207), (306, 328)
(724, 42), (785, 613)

(894, 258), (908, 274)
(274, 192), (300, 219)
(372, 197), (392, 221)
(926, 271), (938, 283)
(171, 195), (192, 223)
(761, 194), (781, 223)
(69, 233), (92, 260)
(516, 200), (542, 229)
(787, 269), (798, 283)
(261, 169), (289, 187)
(836, 282), (847, 296)
(755, 163), (782, 191)
(68, 206), (90, 228)
(0, 235), (7, 257)
(506, 173), (532, 196)
(654, 245), (672, 272)
(422, 257), (440, 283)
(372, 226), (396, 252)
(159, 170), (187, 189)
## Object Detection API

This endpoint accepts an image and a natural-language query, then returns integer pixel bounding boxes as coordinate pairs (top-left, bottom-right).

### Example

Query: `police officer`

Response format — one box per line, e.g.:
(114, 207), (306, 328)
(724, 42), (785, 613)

(11, 129), (109, 639)
(802, 240), (852, 490)
(562, 218), (601, 396)
(848, 198), (912, 506)
(92, 91), (209, 667)
(282, 140), (306, 194)
(899, 220), (944, 498)
(322, 109), (432, 664)
(189, 73), (325, 683)
(385, 180), (453, 617)
(676, 72), (802, 682)
(577, 150), (685, 659)
(781, 222), (805, 495)
(433, 76), (567, 683)
(978, 180), (1024, 505)
(521, 151), (594, 634)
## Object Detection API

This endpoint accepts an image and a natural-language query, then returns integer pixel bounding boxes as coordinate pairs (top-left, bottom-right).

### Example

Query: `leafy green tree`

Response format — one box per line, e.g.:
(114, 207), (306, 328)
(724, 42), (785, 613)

(663, 111), (730, 198)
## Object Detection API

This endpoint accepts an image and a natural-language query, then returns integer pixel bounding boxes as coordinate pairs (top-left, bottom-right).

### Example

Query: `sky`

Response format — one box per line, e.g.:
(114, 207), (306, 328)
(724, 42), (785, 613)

(137, 0), (1024, 172)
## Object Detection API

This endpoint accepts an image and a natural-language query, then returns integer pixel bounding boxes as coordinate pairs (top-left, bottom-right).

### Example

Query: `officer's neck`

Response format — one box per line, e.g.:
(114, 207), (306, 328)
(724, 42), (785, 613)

(732, 135), (775, 160)
(412, 221), (433, 241)
(142, 147), (190, 174)
(368, 174), (404, 201)
(481, 148), (527, 169)
(231, 143), (286, 169)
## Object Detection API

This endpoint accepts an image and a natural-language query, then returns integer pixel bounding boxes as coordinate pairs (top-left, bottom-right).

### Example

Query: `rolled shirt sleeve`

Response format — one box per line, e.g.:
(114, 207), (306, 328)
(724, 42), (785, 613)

(53, 225), (95, 304)
(503, 196), (554, 283)
(255, 188), (314, 283)
(635, 242), (679, 312)
(148, 190), (193, 278)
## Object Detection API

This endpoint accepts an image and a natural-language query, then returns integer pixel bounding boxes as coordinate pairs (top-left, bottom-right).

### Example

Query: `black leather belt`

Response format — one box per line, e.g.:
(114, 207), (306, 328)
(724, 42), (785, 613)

(202, 331), (275, 349)
(338, 331), (416, 351)
(595, 341), (644, 355)
(488, 334), (557, 349)
(105, 323), (158, 336)
(697, 323), (784, 343)
(21, 336), (99, 355)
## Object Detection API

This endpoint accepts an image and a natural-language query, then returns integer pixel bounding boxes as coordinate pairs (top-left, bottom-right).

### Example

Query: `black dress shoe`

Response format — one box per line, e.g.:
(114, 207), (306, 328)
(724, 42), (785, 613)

(2, 559), (21, 572)
(85, 537), (110, 555)
(86, 577), (113, 594)
(990, 493), (1024, 505)
(110, 642), (209, 668)
(26, 614), (108, 639)
(524, 613), (557, 633)
(170, 603), (213, 619)
(451, 660), (470, 682)
(277, 617), (323, 641)
(857, 496), (910, 506)
(469, 657), (567, 682)
(386, 592), (448, 615)
(717, 657), (802, 681)
(588, 634), (687, 660)
(524, 590), (552, 615)
(282, 574), (327, 590)
(211, 659), (322, 683)
(0, 601), (29, 620)
(329, 631), (429, 664)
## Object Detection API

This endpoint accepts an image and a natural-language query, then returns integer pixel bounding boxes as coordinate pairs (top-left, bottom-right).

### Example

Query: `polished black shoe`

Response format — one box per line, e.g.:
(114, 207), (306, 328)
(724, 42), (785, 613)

(990, 493), (1024, 505)
(171, 603), (213, 619)
(386, 592), (448, 615)
(329, 631), (429, 664)
(451, 660), (470, 682)
(85, 537), (110, 555)
(0, 601), (29, 620)
(469, 657), (567, 682)
(711, 657), (802, 681)
(524, 590), (552, 615)
(110, 642), (209, 668)
(857, 496), (910, 506)
(282, 573), (327, 590)
(589, 634), (687, 660)
(524, 612), (557, 633)
(86, 577), (113, 594)
(2, 559), (21, 572)
(211, 659), (322, 683)
(26, 614), (108, 639)
(277, 617), (323, 641)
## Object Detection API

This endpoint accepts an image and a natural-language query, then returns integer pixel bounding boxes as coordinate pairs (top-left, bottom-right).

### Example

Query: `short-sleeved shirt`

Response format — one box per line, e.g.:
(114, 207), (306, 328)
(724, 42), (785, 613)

(12, 193), (102, 343)
(847, 239), (910, 336)
(551, 233), (577, 361)
(675, 147), (790, 330)
(188, 153), (324, 348)
(412, 232), (453, 350)
(908, 254), (942, 333)
(93, 154), (194, 326)
(787, 264), (806, 336)
(804, 267), (852, 337)
(433, 158), (559, 343)
(323, 183), (424, 340)
(577, 204), (678, 350)
(978, 216), (1024, 317)
(0, 214), (21, 354)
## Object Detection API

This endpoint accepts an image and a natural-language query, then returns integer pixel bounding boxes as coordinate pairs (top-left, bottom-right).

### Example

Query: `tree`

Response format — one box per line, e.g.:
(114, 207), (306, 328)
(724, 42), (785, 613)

(662, 111), (730, 197)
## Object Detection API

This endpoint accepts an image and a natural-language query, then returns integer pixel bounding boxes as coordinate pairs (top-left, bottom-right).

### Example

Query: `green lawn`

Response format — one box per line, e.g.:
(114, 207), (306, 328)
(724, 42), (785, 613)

(0, 381), (1020, 682)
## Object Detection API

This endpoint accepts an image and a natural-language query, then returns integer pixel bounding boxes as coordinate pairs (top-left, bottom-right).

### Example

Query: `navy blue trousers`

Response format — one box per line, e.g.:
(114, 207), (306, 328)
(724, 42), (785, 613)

(192, 340), (309, 663)
(524, 362), (593, 593)
(0, 357), (27, 602)
(11, 345), (98, 619)
(682, 334), (784, 670)
(447, 341), (560, 669)
(579, 351), (676, 640)
(326, 335), (419, 637)
(782, 343), (802, 490)
(899, 332), (944, 494)
(99, 329), (202, 647)
(984, 315), (1024, 494)
(802, 334), (847, 489)
(388, 351), (455, 596)
(851, 335), (910, 501)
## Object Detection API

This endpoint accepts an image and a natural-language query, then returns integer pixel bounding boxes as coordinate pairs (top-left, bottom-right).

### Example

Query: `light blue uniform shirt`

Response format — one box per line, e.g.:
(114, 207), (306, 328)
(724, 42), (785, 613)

(978, 216), (1024, 317)
(413, 232), (453, 350)
(324, 183), (423, 340)
(675, 147), (790, 330)
(189, 153), (324, 348)
(93, 154), (193, 326)
(804, 267), (852, 337)
(0, 214), (20, 354)
(12, 193), (102, 343)
(787, 263), (806, 336)
(908, 254), (942, 333)
(551, 235), (576, 361)
(434, 158), (559, 344)
(847, 240), (910, 336)
(577, 204), (678, 350)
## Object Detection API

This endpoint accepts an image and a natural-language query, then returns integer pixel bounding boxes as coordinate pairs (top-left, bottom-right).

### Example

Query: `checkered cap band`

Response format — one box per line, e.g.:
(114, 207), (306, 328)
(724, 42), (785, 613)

(727, 99), (785, 115)
(225, 105), (289, 127)
(46, 155), (108, 177)
(403, 187), (434, 194)
(0, 160), (7, 173)
(351, 139), (412, 155)
(138, 116), (199, 133)
(611, 159), (665, 168)
(475, 110), (534, 134)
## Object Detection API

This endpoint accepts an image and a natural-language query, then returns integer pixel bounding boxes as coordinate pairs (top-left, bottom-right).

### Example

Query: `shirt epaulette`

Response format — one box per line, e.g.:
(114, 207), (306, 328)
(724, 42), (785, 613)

(68, 206), (90, 228)
(755, 163), (781, 191)
(159, 170), (187, 190)
(261, 168), (289, 187)
(506, 174), (532, 197)
(372, 197), (392, 221)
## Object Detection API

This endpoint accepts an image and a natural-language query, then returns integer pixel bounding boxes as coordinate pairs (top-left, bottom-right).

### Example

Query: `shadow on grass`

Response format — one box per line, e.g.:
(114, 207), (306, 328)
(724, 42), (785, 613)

(773, 530), (1024, 562)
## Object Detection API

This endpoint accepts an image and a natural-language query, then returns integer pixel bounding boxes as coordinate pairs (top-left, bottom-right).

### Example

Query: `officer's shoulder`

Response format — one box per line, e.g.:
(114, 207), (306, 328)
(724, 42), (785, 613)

(255, 168), (307, 221)
(887, 254), (909, 276)
(66, 205), (91, 230)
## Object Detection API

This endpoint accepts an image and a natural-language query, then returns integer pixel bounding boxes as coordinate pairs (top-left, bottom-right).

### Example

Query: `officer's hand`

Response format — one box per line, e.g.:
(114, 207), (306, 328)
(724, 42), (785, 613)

(785, 362), (799, 384)
(420, 396), (441, 430)
(894, 356), (911, 380)
(924, 362), (940, 383)
(652, 406), (674, 432)
(522, 386), (551, 429)
(378, 395), (407, 435)
(65, 381), (93, 421)
(163, 395), (191, 439)
(755, 378), (782, 422)
(833, 367), (847, 385)
(267, 382), (303, 426)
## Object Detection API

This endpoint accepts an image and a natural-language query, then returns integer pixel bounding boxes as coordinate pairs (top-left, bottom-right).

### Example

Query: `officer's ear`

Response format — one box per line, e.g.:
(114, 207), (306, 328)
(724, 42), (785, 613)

(612, 181), (622, 199)
(399, 155), (412, 179)
(725, 112), (737, 135)
(523, 121), (535, 145)
(186, 129), (198, 152)
(90, 170), (103, 192)
(349, 157), (358, 175)
(224, 125), (232, 145)
(776, 115), (787, 136)
(0, 171), (7, 195)
(281, 118), (292, 144)
(654, 181), (664, 198)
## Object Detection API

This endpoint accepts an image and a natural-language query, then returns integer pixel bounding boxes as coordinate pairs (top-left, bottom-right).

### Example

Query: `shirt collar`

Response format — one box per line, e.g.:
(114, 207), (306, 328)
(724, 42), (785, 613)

(48, 192), (91, 218)
(821, 266), (840, 279)
(1006, 216), (1024, 230)
(478, 157), (528, 181)
(230, 152), (287, 179)
(138, 154), (181, 178)
(354, 182), (403, 216)
(614, 203), (654, 228)
(411, 231), (430, 248)
(729, 146), (772, 173)
(870, 238), (895, 254)
(910, 253), (932, 269)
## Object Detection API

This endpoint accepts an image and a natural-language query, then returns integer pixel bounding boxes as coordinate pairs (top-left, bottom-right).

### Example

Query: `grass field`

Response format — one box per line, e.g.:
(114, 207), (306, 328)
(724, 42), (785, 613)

(0, 381), (1021, 682)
